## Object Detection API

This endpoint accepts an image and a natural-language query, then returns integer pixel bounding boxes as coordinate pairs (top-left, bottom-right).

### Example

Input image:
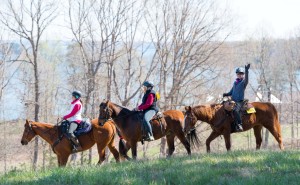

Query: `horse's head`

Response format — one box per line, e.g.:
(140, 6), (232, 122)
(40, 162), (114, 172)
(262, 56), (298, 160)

(183, 106), (198, 134)
(98, 100), (112, 126)
(21, 119), (36, 145)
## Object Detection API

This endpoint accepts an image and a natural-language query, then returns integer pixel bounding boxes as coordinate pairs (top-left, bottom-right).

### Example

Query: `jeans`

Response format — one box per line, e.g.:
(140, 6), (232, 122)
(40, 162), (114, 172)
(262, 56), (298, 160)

(233, 101), (243, 124)
(143, 109), (156, 136)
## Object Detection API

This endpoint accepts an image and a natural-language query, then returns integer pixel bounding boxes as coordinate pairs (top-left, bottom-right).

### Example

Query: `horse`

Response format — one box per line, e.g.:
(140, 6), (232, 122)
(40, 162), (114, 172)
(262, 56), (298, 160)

(183, 101), (284, 153)
(21, 119), (120, 166)
(98, 100), (191, 160)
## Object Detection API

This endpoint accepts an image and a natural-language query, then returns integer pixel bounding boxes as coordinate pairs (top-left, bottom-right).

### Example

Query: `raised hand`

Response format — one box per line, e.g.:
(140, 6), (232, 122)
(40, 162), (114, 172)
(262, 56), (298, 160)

(245, 63), (250, 70)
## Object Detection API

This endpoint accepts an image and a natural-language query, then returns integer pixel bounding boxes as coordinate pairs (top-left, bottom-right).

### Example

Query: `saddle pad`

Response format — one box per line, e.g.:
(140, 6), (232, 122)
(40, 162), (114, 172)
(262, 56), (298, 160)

(246, 107), (256, 114)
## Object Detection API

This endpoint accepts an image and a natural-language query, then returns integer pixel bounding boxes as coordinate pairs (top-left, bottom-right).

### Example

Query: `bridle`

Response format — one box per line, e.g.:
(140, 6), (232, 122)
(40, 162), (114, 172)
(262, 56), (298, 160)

(99, 105), (113, 124)
(184, 110), (197, 133)
(23, 122), (36, 142)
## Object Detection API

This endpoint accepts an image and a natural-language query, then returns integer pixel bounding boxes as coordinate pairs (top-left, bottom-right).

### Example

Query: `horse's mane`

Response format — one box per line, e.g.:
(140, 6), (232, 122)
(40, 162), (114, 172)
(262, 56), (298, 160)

(192, 103), (224, 123)
(106, 101), (140, 121)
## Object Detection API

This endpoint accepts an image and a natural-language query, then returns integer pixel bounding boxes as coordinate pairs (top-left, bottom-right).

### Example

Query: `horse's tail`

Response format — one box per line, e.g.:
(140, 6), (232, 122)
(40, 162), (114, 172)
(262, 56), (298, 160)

(187, 129), (201, 149)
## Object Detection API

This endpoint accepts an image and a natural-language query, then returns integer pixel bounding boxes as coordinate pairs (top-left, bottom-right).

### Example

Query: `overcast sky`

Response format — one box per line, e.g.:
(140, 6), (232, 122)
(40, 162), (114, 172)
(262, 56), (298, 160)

(228, 0), (300, 40)
(2, 0), (300, 41)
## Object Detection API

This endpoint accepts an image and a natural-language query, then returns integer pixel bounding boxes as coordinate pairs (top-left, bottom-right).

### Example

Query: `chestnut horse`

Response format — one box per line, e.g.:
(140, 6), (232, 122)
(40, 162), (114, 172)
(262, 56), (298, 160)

(98, 100), (191, 160)
(184, 102), (284, 152)
(21, 119), (120, 166)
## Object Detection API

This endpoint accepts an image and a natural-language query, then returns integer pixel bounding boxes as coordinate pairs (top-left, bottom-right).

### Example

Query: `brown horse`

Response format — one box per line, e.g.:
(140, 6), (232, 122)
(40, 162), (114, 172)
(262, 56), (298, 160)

(184, 102), (284, 152)
(21, 119), (120, 166)
(98, 100), (191, 160)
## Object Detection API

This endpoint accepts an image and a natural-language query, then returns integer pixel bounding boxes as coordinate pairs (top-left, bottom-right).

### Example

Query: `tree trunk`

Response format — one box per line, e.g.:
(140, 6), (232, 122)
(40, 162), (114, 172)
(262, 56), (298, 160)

(33, 60), (40, 170)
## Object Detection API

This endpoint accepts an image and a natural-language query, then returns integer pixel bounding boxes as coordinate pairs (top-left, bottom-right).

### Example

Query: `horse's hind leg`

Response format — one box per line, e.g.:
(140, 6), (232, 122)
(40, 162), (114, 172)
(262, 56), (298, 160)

(265, 123), (284, 150)
(166, 134), (176, 157)
(253, 125), (263, 150)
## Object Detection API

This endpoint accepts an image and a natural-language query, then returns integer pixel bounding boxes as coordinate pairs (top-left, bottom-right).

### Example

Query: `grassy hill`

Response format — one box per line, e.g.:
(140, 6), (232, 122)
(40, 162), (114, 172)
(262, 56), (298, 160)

(1, 150), (299, 185)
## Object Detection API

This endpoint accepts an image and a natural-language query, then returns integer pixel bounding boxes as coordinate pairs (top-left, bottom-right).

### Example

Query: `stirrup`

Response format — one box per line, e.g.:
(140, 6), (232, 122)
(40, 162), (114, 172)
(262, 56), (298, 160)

(236, 124), (243, 132)
(144, 135), (154, 141)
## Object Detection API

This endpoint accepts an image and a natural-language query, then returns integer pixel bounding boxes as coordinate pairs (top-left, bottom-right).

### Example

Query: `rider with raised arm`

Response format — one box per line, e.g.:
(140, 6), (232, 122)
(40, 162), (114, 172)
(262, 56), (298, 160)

(133, 81), (159, 141)
(223, 64), (250, 131)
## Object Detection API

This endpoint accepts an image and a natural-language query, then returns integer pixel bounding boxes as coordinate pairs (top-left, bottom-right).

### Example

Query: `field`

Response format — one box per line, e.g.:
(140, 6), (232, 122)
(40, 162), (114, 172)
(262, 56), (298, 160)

(1, 150), (299, 185)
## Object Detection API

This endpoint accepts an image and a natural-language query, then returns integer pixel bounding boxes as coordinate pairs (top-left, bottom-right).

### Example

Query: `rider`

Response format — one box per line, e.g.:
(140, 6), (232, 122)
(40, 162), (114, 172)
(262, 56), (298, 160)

(134, 81), (159, 141)
(63, 90), (83, 151)
(223, 64), (250, 131)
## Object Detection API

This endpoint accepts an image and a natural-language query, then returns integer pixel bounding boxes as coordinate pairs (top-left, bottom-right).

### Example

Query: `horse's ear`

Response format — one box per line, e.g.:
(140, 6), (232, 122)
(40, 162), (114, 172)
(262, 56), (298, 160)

(106, 99), (109, 104)
(26, 119), (29, 124)
(185, 106), (191, 111)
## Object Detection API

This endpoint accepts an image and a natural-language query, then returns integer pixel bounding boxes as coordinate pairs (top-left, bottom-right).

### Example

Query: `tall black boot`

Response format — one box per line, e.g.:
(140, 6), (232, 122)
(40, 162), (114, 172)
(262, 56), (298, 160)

(68, 133), (82, 152)
(233, 110), (243, 131)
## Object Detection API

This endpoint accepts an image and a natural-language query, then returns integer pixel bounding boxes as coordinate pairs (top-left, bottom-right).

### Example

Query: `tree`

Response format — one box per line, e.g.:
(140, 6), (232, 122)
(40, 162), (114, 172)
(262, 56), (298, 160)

(0, 0), (58, 170)
(145, 0), (232, 110)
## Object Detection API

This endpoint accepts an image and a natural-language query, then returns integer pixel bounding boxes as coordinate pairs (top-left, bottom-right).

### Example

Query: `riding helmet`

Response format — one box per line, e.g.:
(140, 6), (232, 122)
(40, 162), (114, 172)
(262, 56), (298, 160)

(235, 67), (245, 74)
(142, 81), (154, 87)
(72, 90), (82, 99)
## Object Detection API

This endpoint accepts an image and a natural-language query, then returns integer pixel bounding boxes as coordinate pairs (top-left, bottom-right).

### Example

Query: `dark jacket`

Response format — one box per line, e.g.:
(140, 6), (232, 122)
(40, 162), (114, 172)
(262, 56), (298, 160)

(141, 90), (159, 112)
(224, 67), (249, 102)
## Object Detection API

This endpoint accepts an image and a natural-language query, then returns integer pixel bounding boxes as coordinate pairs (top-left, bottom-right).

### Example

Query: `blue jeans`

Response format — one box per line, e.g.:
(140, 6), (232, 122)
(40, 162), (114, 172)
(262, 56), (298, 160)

(233, 101), (243, 124)
(143, 109), (156, 137)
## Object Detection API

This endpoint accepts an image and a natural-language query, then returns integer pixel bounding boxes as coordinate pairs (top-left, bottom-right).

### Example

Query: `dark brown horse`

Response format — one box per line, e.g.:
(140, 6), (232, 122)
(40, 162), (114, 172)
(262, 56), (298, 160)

(184, 102), (284, 152)
(98, 100), (191, 160)
(21, 119), (120, 166)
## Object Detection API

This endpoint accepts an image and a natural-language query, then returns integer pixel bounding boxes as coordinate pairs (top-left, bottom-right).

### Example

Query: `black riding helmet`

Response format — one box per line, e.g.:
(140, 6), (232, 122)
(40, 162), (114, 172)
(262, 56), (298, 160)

(72, 90), (81, 99)
(142, 81), (154, 87)
(235, 67), (245, 74)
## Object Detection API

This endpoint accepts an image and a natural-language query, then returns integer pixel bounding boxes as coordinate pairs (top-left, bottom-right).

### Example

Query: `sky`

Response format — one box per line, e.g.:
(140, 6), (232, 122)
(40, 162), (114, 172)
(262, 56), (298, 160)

(227, 0), (300, 40)
(2, 0), (300, 41)
(45, 0), (300, 41)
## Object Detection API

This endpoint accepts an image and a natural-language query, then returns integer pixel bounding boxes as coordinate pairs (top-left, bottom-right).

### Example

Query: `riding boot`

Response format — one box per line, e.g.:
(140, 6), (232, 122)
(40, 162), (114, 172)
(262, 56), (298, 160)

(68, 133), (83, 152)
(233, 110), (243, 132)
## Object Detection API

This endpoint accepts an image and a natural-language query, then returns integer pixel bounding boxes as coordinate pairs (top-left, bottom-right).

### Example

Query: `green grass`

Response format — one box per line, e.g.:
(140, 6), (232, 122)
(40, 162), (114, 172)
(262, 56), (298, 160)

(1, 150), (299, 185)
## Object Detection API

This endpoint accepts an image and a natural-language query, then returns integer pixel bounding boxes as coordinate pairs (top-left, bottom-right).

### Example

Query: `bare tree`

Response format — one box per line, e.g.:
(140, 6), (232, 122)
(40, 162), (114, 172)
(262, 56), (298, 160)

(0, 0), (58, 170)
(145, 0), (232, 110)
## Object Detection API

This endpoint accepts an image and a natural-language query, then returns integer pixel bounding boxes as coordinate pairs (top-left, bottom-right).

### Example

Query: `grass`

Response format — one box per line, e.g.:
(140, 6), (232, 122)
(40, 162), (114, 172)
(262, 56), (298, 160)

(1, 150), (299, 185)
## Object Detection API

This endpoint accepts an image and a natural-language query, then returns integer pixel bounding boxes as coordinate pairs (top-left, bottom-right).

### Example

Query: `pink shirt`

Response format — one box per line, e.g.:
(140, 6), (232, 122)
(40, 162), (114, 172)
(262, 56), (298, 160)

(63, 99), (82, 124)
(138, 94), (155, 111)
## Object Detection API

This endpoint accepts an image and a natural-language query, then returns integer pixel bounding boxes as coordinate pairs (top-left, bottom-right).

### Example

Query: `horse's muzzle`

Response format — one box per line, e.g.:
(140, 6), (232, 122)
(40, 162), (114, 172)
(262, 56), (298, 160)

(98, 119), (105, 126)
(21, 140), (28, 145)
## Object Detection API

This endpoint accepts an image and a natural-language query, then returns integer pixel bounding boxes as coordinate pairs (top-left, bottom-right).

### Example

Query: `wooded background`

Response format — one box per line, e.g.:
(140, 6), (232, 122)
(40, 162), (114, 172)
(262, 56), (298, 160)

(0, 0), (299, 173)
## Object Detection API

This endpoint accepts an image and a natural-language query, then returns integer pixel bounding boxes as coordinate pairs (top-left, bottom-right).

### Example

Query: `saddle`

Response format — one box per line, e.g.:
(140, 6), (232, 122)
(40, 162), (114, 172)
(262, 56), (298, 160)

(223, 99), (256, 133)
(223, 99), (256, 114)
(60, 119), (92, 137)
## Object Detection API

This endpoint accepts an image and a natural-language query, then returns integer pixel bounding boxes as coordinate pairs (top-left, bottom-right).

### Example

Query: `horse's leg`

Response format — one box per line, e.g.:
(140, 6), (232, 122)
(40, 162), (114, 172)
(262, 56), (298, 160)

(223, 132), (231, 151)
(166, 134), (175, 157)
(264, 124), (284, 150)
(108, 138), (120, 163)
(130, 141), (138, 160)
(96, 143), (106, 165)
(206, 131), (220, 153)
(253, 125), (263, 150)
(174, 131), (191, 155)
(118, 139), (132, 161)
(57, 154), (69, 167)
